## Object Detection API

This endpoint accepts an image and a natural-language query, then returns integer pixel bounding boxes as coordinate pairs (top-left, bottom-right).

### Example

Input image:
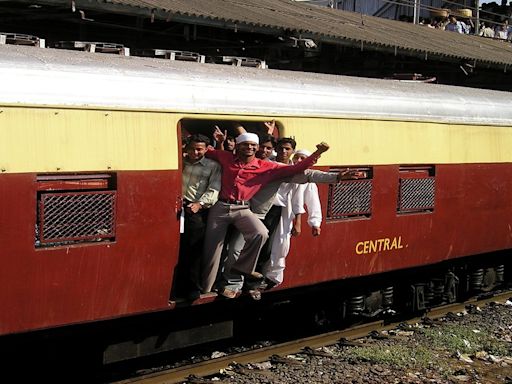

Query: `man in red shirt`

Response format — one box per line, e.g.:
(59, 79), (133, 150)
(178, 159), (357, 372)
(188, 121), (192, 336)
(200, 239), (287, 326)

(200, 130), (330, 294)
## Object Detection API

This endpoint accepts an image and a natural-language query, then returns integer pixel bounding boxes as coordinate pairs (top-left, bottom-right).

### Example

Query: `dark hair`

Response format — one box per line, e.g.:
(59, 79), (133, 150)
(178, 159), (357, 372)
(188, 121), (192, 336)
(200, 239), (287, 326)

(186, 133), (210, 148)
(277, 137), (297, 150)
(259, 134), (276, 147)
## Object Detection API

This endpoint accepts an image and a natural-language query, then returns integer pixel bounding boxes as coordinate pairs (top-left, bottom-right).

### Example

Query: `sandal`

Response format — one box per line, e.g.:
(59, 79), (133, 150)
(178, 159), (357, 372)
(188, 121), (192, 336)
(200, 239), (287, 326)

(247, 289), (262, 301)
(219, 288), (238, 299)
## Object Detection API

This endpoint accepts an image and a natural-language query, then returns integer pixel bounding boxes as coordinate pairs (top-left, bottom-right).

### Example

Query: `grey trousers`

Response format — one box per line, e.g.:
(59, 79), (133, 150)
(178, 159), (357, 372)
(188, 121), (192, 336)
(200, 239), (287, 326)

(201, 201), (269, 293)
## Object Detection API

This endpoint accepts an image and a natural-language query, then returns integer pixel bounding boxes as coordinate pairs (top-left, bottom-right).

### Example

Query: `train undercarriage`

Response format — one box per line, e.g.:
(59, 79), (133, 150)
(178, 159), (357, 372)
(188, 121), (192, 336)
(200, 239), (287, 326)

(2, 249), (510, 381)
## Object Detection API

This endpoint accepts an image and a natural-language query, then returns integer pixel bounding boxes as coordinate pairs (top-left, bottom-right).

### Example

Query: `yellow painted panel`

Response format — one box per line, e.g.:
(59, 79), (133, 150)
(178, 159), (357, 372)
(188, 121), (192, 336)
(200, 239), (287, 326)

(0, 108), (180, 173)
(2, 109), (511, 174)
(279, 117), (512, 166)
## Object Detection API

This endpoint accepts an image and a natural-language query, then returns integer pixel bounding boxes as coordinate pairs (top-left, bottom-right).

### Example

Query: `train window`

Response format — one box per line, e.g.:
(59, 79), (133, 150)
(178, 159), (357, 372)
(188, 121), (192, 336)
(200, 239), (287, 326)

(397, 166), (435, 214)
(326, 167), (373, 220)
(35, 174), (117, 248)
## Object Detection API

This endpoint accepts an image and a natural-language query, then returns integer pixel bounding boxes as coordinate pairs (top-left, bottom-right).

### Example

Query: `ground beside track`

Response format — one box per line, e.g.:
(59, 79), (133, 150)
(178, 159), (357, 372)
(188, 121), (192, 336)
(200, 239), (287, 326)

(194, 299), (512, 384)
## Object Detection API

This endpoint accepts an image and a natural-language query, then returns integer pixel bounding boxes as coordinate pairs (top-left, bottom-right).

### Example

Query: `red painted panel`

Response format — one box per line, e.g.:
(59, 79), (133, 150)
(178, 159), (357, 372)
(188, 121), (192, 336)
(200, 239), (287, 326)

(281, 164), (512, 289)
(0, 171), (181, 335)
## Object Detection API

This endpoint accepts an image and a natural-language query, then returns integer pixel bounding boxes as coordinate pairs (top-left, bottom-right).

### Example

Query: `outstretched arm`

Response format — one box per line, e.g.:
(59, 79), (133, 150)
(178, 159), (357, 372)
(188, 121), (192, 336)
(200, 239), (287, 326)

(337, 169), (367, 181)
(267, 142), (330, 182)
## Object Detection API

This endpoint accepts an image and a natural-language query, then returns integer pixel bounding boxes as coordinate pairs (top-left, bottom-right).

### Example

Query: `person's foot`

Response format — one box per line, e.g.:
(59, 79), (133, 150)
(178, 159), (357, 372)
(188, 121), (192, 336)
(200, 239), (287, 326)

(218, 287), (238, 299)
(187, 289), (201, 301)
(264, 278), (277, 290)
(231, 267), (264, 282)
(247, 289), (261, 301)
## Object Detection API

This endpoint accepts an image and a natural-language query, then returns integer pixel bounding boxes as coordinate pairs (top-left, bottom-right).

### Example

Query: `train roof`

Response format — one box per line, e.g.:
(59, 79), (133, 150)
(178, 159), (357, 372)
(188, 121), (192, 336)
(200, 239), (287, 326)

(1, 44), (512, 126)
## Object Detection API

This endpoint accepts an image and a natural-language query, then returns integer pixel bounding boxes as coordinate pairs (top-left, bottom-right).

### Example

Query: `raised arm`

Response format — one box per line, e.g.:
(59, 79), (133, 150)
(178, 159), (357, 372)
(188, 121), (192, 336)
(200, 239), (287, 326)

(232, 121), (247, 135)
(263, 120), (276, 135)
(213, 125), (226, 150)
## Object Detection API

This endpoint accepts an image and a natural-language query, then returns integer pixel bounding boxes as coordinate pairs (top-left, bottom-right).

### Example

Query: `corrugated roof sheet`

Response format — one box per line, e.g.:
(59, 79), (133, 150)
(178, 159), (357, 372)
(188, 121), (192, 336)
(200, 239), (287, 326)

(43, 0), (512, 67)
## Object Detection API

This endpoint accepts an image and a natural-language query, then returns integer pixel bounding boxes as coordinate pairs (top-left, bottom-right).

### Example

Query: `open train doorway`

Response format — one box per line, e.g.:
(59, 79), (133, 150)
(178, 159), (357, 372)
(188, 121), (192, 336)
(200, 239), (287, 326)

(172, 118), (282, 302)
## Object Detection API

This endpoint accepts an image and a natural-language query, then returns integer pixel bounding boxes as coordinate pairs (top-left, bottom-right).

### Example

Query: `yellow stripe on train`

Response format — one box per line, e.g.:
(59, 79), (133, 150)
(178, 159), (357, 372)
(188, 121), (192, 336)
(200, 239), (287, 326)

(0, 108), (180, 173)
(281, 117), (512, 166)
(1, 108), (512, 173)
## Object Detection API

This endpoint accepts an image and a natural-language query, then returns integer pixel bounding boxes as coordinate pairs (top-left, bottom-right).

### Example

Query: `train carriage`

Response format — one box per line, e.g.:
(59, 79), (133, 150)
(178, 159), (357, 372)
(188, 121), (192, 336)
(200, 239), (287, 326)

(1, 43), (512, 342)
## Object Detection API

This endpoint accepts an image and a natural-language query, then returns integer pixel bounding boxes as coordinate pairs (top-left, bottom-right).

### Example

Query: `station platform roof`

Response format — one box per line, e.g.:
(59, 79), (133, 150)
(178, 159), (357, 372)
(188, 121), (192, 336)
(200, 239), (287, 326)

(10, 0), (512, 69)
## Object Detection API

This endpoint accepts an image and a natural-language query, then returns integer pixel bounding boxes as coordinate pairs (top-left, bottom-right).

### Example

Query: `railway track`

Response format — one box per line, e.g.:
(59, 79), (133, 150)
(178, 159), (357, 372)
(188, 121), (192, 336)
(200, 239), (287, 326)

(112, 290), (512, 384)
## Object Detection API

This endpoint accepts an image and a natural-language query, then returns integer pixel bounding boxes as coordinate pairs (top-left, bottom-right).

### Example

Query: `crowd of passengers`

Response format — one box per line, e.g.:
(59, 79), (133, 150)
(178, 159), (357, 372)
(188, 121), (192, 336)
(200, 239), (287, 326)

(420, 13), (512, 39)
(175, 121), (365, 301)
(400, 6), (512, 40)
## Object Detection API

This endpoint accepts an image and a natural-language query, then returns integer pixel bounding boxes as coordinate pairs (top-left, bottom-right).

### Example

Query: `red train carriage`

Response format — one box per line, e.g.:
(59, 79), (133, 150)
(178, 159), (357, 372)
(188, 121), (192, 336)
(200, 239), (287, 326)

(1, 43), (511, 345)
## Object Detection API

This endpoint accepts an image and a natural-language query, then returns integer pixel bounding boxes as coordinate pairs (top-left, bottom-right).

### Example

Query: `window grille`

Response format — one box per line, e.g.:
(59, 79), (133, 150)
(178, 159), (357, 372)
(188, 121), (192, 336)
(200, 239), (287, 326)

(35, 174), (116, 247)
(397, 166), (435, 214)
(327, 168), (372, 220)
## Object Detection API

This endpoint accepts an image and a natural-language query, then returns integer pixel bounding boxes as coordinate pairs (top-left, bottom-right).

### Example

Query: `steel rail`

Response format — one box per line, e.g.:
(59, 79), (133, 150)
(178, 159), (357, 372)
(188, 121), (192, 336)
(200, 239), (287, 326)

(114, 290), (512, 384)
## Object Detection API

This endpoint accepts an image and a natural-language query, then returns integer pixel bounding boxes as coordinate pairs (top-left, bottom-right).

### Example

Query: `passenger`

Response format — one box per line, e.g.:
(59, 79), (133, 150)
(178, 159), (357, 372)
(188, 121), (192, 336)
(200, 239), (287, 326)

(218, 132), (364, 299)
(445, 15), (463, 33)
(175, 134), (221, 300)
(200, 128), (331, 296)
(215, 123), (276, 278)
(292, 149), (322, 237)
(216, 131), (278, 299)
(495, 22), (509, 39)
(255, 137), (299, 271)
(262, 149), (323, 287)
(224, 135), (236, 152)
(256, 133), (276, 161)
(460, 18), (473, 34)
(213, 125), (236, 152)
(479, 23), (495, 38)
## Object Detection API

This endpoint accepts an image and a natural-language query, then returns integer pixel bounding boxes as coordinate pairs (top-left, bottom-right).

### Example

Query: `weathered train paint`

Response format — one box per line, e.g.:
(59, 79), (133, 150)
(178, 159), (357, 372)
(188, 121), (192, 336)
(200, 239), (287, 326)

(282, 163), (512, 288)
(0, 107), (180, 173)
(282, 118), (512, 166)
(0, 171), (181, 334)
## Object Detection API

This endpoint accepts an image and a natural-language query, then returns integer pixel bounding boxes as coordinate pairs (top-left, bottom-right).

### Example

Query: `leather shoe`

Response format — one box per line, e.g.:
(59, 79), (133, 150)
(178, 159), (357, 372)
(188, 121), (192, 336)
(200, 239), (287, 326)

(264, 278), (277, 290)
(187, 290), (201, 301)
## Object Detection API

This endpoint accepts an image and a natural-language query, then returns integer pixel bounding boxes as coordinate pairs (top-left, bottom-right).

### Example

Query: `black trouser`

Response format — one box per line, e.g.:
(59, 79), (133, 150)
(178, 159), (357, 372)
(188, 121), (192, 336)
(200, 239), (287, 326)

(173, 205), (209, 297)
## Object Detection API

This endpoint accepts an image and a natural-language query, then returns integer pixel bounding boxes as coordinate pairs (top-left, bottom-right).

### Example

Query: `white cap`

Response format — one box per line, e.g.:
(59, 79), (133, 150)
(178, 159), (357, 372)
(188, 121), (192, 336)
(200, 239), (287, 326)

(236, 132), (259, 144)
(294, 149), (312, 157)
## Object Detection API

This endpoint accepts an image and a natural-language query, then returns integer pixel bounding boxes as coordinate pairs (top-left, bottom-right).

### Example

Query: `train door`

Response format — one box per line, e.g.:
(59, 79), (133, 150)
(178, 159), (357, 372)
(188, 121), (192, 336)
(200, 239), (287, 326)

(170, 118), (280, 301)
